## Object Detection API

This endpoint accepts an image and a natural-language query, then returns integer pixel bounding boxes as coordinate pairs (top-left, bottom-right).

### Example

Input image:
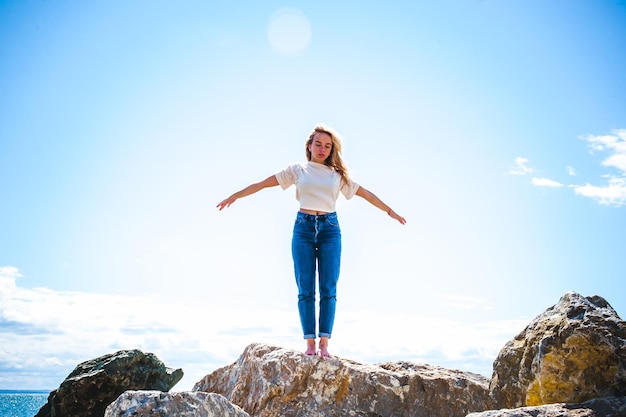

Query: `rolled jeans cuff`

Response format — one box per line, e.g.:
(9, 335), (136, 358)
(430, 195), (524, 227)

(318, 332), (331, 338)
(303, 334), (316, 340)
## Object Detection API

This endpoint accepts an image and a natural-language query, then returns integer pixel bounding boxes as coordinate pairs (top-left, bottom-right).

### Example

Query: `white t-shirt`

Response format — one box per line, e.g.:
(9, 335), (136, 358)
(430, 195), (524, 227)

(275, 161), (360, 213)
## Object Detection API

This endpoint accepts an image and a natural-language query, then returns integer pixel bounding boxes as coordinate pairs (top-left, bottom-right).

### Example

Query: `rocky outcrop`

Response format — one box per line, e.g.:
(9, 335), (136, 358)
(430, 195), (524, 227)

(33, 291), (626, 417)
(193, 342), (494, 417)
(104, 390), (250, 417)
(489, 292), (626, 409)
(35, 349), (183, 417)
(467, 395), (626, 417)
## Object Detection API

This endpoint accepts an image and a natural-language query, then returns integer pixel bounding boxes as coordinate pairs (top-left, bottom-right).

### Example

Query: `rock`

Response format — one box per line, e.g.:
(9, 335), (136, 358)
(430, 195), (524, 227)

(35, 349), (183, 417)
(489, 292), (626, 408)
(104, 390), (250, 417)
(466, 395), (626, 417)
(193, 342), (494, 417)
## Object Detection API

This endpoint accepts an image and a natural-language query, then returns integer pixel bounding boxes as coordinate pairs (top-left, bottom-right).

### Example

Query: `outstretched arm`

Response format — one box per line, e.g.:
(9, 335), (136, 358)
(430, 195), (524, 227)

(217, 175), (279, 210)
(355, 186), (406, 225)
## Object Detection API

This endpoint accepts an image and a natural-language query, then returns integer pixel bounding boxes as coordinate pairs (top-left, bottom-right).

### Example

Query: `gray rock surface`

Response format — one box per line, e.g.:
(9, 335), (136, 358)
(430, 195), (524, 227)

(104, 390), (250, 417)
(194, 342), (494, 417)
(35, 349), (183, 417)
(467, 395), (626, 417)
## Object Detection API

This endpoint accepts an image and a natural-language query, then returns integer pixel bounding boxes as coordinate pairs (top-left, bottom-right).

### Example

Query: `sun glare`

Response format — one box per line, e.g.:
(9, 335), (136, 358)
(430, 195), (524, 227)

(267, 8), (311, 56)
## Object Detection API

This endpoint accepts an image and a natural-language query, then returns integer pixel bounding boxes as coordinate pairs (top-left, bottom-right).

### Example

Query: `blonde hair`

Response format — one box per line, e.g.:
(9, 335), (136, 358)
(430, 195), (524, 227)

(305, 124), (350, 185)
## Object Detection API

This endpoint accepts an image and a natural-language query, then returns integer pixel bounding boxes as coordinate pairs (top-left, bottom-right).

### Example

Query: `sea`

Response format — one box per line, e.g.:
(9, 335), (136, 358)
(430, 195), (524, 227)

(0, 391), (49, 417)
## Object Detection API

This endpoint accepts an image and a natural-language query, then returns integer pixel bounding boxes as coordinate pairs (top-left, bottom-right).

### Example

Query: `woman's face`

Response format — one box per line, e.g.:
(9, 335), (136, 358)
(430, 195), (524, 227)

(309, 132), (333, 164)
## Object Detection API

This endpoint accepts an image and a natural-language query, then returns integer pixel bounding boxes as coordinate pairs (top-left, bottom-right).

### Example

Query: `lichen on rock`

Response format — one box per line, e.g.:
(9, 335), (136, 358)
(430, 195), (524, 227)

(489, 291), (626, 408)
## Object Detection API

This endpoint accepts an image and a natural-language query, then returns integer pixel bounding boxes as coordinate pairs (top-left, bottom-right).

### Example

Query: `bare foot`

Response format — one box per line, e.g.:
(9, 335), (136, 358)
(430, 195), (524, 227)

(304, 338), (316, 356)
(318, 337), (331, 358)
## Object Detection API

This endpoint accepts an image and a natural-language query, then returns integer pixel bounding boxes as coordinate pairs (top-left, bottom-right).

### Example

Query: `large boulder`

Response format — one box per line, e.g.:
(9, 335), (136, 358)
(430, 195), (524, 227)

(489, 292), (626, 408)
(467, 395), (626, 417)
(35, 349), (183, 417)
(104, 390), (250, 417)
(193, 342), (494, 417)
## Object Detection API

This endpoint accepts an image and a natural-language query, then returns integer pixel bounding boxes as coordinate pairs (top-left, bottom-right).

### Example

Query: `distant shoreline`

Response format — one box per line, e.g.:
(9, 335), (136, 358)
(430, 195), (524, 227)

(0, 390), (50, 394)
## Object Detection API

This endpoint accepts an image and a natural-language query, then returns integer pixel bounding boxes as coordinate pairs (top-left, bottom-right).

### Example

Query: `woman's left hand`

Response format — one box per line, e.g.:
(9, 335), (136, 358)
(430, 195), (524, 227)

(388, 209), (406, 225)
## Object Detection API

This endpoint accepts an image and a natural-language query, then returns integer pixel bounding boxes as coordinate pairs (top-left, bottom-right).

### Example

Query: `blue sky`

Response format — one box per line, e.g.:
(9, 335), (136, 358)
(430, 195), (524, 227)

(1, 1), (625, 391)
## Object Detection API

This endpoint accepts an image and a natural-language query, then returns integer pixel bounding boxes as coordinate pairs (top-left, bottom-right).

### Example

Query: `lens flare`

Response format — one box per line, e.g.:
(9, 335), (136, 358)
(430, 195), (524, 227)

(267, 8), (311, 56)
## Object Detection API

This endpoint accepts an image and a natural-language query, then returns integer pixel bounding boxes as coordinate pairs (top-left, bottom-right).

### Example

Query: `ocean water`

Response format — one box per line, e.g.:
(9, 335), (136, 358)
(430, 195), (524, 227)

(0, 391), (49, 417)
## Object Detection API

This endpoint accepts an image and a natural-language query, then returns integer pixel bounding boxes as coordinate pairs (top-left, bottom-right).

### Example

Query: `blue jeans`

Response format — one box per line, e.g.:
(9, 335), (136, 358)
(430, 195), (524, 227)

(291, 211), (342, 339)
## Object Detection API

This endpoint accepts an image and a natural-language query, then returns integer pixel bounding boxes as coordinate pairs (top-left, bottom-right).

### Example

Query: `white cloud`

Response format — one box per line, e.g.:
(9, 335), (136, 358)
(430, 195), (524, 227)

(532, 177), (564, 188)
(508, 157), (535, 175)
(584, 130), (626, 171)
(574, 177), (626, 207)
(512, 130), (626, 207)
(575, 130), (626, 206)
(0, 266), (21, 282)
(0, 267), (526, 390)
(0, 267), (261, 390)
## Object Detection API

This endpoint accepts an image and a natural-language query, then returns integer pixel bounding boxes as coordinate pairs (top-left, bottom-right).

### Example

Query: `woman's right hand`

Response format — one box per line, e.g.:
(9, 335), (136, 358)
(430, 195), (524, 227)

(216, 175), (279, 211)
(216, 195), (237, 211)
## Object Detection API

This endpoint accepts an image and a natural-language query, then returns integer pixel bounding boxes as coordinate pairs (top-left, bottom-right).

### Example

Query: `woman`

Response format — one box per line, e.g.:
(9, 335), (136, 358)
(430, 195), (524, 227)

(217, 124), (406, 357)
